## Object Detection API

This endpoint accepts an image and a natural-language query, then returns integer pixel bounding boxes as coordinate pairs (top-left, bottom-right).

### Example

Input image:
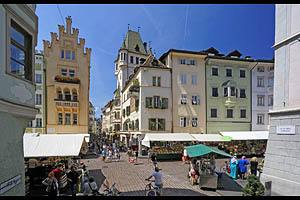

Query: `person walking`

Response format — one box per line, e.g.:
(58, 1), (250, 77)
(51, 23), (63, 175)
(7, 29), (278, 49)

(42, 171), (59, 197)
(51, 164), (64, 195)
(230, 156), (238, 180)
(183, 148), (188, 163)
(151, 152), (158, 170)
(102, 149), (106, 162)
(146, 167), (163, 196)
(83, 177), (98, 196)
(250, 157), (258, 176)
(127, 148), (132, 162)
(135, 150), (139, 164)
(114, 148), (120, 162)
(67, 166), (80, 196)
(238, 156), (250, 180)
(80, 165), (89, 192)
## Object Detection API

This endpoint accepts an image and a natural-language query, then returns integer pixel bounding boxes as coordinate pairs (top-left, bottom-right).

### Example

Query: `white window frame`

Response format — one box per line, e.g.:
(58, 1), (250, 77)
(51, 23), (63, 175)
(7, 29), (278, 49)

(191, 95), (200, 105)
(181, 74), (187, 84)
(180, 58), (186, 65)
(240, 109), (247, 118)
(211, 66), (218, 76)
(257, 114), (264, 125)
(181, 94), (187, 104)
(257, 95), (265, 106)
(225, 68), (232, 77)
(180, 117), (189, 127)
(192, 117), (198, 127)
(191, 74), (197, 85)
(212, 87), (218, 97)
(257, 77), (264, 87)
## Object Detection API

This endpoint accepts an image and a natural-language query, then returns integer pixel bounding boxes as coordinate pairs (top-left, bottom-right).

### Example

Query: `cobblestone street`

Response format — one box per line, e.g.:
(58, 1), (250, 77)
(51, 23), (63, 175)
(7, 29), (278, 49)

(81, 153), (244, 196)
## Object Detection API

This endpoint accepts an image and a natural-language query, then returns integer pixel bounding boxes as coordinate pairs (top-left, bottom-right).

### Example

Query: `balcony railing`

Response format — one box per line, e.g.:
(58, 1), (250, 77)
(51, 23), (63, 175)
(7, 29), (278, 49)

(55, 100), (78, 108)
(54, 75), (80, 84)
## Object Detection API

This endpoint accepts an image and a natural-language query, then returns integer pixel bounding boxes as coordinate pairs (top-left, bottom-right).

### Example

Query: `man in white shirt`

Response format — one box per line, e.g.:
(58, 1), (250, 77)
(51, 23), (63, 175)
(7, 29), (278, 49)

(83, 177), (98, 196)
(146, 167), (163, 196)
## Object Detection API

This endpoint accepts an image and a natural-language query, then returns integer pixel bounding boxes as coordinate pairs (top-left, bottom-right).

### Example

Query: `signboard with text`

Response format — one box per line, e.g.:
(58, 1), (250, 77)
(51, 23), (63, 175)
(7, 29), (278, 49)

(0, 174), (21, 195)
(276, 125), (296, 134)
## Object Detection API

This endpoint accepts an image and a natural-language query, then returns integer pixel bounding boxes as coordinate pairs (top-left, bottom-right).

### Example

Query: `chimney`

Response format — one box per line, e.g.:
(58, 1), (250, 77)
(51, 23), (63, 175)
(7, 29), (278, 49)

(66, 16), (72, 34)
(143, 42), (147, 51)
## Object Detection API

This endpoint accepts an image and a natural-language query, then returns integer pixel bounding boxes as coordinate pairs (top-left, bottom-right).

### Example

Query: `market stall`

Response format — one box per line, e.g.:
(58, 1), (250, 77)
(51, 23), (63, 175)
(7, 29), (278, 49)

(219, 131), (268, 157)
(142, 133), (197, 160)
(23, 133), (88, 194)
(185, 144), (233, 190)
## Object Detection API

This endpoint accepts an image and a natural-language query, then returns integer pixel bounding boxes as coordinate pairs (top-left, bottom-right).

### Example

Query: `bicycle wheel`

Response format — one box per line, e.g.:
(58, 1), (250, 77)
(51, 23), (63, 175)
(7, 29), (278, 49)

(146, 190), (156, 196)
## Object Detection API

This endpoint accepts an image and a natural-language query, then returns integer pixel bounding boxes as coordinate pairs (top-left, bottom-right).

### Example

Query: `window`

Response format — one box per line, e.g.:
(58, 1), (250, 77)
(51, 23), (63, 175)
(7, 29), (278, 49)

(157, 77), (161, 87)
(212, 67), (218, 76)
(61, 69), (67, 76)
(181, 74), (187, 84)
(224, 88), (228, 97)
(57, 91), (63, 100)
(257, 66), (265, 72)
(136, 57), (139, 64)
(66, 51), (71, 60)
(65, 113), (71, 125)
(257, 114), (264, 125)
(240, 109), (246, 118)
(65, 91), (71, 101)
(154, 96), (161, 108)
(10, 20), (33, 80)
(72, 113), (77, 125)
(73, 92), (78, 101)
(240, 69), (246, 78)
(130, 56), (134, 63)
(226, 68), (232, 77)
(61, 50), (64, 58)
(36, 74), (42, 83)
(257, 96), (265, 106)
(192, 118), (198, 127)
(122, 109), (125, 117)
(162, 98), (168, 109)
(58, 113), (63, 125)
(181, 94), (187, 104)
(269, 66), (274, 71)
(191, 96), (200, 105)
(268, 95), (273, 106)
(72, 51), (75, 60)
(36, 118), (42, 128)
(28, 121), (33, 128)
(69, 70), (75, 77)
(240, 89), (246, 98)
(158, 119), (165, 131)
(268, 77), (274, 87)
(257, 77), (264, 87)
(190, 60), (196, 65)
(135, 119), (139, 130)
(152, 76), (161, 87)
(230, 87), (236, 96)
(212, 88), (218, 97)
(149, 118), (157, 131)
(180, 59), (186, 64)
(191, 75), (197, 85)
(180, 117), (189, 127)
(126, 106), (130, 116)
(227, 109), (233, 118)
(146, 97), (153, 108)
(36, 94), (42, 105)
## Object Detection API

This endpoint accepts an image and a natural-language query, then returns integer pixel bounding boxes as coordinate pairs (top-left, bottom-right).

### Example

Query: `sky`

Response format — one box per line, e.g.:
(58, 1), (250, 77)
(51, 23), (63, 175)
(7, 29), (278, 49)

(36, 4), (275, 119)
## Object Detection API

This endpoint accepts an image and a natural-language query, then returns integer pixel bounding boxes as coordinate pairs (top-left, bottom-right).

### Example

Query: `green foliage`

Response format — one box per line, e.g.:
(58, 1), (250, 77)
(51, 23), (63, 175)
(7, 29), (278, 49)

(242, 175), (265, 196)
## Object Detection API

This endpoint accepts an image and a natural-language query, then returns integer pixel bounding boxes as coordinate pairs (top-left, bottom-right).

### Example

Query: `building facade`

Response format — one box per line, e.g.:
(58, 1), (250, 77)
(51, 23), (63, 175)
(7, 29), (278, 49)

(43, 16), (91, 134)
(89, 102), (95, 134)
(160, 49), (207, 134)
(0, 4), (38, 196)
(251, 61), (274, 131)
(25, 51), (46, 134)
(260, 4), (300, 196)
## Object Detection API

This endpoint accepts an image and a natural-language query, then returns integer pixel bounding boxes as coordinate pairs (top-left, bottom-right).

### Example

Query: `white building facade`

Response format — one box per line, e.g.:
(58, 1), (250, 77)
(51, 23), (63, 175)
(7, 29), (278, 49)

(260, 4), (300, 196)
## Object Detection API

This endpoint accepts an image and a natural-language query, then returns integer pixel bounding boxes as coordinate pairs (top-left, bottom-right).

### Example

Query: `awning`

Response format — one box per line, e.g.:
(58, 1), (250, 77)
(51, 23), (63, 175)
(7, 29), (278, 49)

(191, 134), (231, 142)
(219, 131), (269, 140)
(185, 144), (233, 158)
(24, 133), (88, 158)
(142, 133), (196, 148)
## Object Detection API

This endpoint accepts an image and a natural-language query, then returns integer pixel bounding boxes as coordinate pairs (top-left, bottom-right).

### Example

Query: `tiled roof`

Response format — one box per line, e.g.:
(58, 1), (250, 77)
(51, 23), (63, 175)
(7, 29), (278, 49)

(120, 30), (147, 55)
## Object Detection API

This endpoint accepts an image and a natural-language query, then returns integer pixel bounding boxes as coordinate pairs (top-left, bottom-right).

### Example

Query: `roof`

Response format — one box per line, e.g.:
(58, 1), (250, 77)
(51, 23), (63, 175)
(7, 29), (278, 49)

(219, 131), (269, 140)
(226, 50), (242, 58)
(185, 144), (233, 158)
(141, 133), (196, 147)
(159, 48), (208, 61)
(120, 30), (147, 55)
(23, 134), (88, 157)
(191, 134), (231, 142)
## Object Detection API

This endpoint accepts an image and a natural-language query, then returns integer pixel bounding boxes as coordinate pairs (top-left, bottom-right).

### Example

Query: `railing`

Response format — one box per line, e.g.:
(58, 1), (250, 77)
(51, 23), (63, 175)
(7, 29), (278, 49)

(55, 100), (78, 108)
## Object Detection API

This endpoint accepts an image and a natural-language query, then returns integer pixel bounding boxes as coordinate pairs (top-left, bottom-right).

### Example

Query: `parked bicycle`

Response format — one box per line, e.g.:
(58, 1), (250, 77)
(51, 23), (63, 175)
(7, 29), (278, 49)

(144, 179), (161, 196)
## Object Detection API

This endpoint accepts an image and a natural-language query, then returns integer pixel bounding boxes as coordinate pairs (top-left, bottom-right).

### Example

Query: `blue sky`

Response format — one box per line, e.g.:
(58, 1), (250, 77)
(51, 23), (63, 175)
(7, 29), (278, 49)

(36, 4), (275, 118)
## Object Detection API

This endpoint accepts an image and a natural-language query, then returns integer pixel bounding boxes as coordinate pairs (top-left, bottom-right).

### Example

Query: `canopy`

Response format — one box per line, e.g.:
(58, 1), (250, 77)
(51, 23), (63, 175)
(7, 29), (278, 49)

(185, 144), (233, 158)
(24, 133), (88, 158)
(219, 131), (269, 140)
(191, 134), (231, 142)
(142, 133), (196, 148)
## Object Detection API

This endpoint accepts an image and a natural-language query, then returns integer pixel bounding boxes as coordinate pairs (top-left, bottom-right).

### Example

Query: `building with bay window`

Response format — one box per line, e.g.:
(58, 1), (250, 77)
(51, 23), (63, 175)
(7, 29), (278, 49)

(43, 16), (91, 134)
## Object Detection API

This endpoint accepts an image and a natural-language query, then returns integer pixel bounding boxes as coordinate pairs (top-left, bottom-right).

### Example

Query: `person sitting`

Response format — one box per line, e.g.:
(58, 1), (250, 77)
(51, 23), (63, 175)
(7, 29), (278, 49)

(83, 177), (98, 196)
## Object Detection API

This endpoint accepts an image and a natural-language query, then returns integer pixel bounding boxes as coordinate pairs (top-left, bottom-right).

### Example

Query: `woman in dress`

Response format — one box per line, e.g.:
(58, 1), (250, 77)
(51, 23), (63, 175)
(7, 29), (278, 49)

(230, 156), (238, 180)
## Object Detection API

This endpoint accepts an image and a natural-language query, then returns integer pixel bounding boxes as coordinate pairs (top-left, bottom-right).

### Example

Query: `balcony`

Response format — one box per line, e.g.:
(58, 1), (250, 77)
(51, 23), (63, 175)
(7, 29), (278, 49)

(54, 75), (80, 84)
(55, 100), (78, 108)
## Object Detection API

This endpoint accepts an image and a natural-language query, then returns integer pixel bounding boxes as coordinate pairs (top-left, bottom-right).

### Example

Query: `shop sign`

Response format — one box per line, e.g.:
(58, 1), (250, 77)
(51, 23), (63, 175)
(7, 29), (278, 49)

(0, 174), (21, 195)
(276, 125), (296, 134)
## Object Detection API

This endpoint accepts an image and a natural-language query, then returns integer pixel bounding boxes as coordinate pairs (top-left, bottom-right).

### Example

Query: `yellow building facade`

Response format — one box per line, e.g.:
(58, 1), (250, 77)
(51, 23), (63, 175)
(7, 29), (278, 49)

(43, 17), (91, 134)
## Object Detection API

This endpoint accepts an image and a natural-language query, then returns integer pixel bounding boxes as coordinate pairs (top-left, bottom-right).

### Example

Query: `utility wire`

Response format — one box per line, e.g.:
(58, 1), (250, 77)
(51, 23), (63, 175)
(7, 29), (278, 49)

(57, 4), (65, 27)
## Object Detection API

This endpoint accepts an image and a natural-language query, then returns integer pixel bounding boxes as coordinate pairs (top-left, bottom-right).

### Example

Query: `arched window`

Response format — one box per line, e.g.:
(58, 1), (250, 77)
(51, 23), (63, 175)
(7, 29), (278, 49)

(72, 89), (78, 101)
(64, 89), (71, 101)
(57, 88), (63, 100)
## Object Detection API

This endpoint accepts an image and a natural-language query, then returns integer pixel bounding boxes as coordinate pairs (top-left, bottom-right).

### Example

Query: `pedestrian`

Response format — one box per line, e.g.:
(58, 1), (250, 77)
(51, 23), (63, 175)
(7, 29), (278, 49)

(28, 158), (40, 189)
(42, 171), (59, 197)
(230, 156), (238, 180)
(108, 148), (113, 162)
(51, 164), (64, 195)
(114, 148), (119, 161)
(148, 150), (152, 163)
(135, 150), (139, 164)
(238, 156), (250, 180)
(67, 166), (80, 196)
(83, 177), (98, 196)
(151, 152), (158, 170)
(80, 165), (89, 192)
(183, 148), (188, 163)
(127, 148), (132, 162)
(250, 157), (258, 176)
(146, 167), (163, 196)
(102, 149), (106, 162)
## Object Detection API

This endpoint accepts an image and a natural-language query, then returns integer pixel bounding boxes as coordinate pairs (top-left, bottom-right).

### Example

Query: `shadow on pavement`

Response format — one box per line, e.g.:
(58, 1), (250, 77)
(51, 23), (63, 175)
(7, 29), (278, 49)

(120, 187), (209, 196)
(89, 169), (107, 190)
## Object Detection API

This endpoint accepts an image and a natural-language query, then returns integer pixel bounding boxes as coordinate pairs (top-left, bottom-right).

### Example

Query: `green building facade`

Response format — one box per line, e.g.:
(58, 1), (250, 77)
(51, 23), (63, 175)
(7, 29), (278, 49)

(205, 55), (253, 134)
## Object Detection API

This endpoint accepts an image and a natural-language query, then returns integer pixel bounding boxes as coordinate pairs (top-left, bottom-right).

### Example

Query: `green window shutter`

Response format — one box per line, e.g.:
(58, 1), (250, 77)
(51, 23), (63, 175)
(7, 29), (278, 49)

(153, 76), (156, 86)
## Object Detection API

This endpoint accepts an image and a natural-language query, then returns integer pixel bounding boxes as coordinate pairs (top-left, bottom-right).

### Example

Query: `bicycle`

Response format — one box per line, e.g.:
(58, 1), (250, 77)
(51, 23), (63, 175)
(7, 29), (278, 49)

(144, 179), (161, 196)
(103, 183), (121, 196)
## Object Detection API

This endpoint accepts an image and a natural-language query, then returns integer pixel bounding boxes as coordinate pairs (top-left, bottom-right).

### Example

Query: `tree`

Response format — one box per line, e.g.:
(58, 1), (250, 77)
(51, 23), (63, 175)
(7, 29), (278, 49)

(242, 175), (265, 196)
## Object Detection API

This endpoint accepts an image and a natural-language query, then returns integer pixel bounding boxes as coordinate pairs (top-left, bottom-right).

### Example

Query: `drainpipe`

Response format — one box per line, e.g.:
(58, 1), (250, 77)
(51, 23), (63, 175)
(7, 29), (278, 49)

(250, 61), (259, 131)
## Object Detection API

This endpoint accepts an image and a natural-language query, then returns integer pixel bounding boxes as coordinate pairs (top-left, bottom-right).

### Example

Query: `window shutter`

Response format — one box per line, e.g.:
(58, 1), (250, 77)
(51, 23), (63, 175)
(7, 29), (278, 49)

(162, 98), (168, 109)
(158, 97), (162, 108)
(186, 117), (190, 127)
